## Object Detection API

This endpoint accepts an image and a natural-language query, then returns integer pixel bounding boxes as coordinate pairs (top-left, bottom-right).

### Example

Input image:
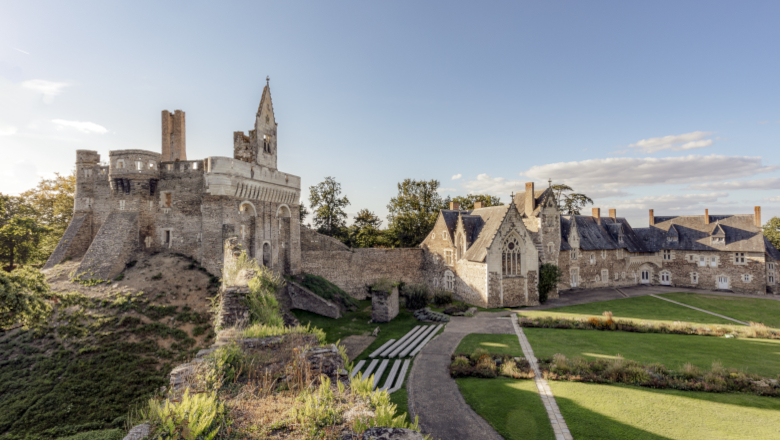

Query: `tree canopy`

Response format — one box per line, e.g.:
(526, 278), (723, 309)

(387, 179), (446, 247)
(0, 266), (51, 329)
(763, 216), (780, 250)
(309, 176), (350, 237)
(346, 209), (387, 248)
(551, 183), (594, 215)
(451, 194), (502, 210)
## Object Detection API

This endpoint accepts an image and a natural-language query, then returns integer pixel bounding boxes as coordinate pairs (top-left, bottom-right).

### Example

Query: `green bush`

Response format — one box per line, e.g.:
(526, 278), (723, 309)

(470, 348), (490, 363)
(245, 269), (284, 327)
(144, 389), (226, 440)
(242, 322), (327, 345)
(431, 289), (453, 307)
(371, 277), (393, 293)
(538, 263), (562, 304)
(405, 284), (429, 310)
(0, 266), (51, 330)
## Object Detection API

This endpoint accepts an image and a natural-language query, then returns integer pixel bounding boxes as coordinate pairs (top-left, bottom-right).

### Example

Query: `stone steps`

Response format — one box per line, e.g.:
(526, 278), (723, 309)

(398, 325), (439, 358)
(379, 325), (422, 357)
(372, 359), (390, 389)
(369, 338), (397, 358)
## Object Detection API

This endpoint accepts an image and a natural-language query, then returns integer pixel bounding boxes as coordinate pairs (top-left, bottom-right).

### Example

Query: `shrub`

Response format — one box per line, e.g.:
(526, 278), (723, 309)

(470, 348), (490, 363)
(681, 362), (702, 380)
(452, 356), (470, 367)
(538, 263), (563, 304)
(371, 277), (394, 293)
(144, 389), (226, 440)
(245, 270), (284, 327)
(405, 284), (430, 309)
(431, 289), (453, 307)
(0, 266), (51, 330)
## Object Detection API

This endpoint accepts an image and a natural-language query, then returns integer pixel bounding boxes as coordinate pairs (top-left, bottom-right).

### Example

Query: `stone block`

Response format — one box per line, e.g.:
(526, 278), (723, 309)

(372, 286), (399, 323)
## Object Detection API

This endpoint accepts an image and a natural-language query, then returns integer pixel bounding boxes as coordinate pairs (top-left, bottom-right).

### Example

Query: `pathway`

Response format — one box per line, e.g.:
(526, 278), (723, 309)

(512, 315), (573, 440)
(408, 314), (514, 440)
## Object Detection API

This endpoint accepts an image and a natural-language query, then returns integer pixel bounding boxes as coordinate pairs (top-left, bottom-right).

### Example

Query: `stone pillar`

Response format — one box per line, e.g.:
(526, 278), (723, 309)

(372, 286), (399, 323)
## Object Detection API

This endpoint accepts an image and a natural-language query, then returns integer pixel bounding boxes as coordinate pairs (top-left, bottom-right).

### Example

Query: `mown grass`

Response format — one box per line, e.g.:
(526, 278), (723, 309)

(659, 292), (780, 328)
(292, 300), (420, 363)
(551, 381), (780, 440)
(456, 378), (555, 440)
(520, 295), (735, 326)
(524, 328), (780, 377)
(455, 333), (524, 357)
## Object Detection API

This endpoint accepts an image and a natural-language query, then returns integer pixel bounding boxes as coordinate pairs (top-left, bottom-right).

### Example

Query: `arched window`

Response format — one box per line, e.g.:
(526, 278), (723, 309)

(502, 235), (521, 276)
(444, 270), (454, 291)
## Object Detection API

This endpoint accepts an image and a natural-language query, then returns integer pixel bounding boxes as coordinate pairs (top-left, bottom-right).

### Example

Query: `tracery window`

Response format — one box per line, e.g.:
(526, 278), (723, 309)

(502, 235), (521, 276)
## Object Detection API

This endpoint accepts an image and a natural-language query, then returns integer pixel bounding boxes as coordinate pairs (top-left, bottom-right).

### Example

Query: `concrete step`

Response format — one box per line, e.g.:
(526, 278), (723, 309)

(372, 359), (390, 389)
(380, 359), (402, 391)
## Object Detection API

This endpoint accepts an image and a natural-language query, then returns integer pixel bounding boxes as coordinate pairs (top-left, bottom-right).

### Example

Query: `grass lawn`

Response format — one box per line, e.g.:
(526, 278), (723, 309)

(659, 292), (780, 328)
(456, 378), (555, 440)
(519, 295), (736, 326)
(524, 328), (780, 377)
(455, 333), (524, 357)
(550, 381), (780, 440)
(292, 300), (421, 363)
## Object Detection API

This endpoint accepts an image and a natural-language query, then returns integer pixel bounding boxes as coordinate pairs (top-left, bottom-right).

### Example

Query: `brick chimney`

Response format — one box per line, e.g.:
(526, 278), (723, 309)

(609, 209), (617, 220)
(450, 201), (459, 210)
(704, 209), (710, 225)
(525, 182), (535, 214)
(473, 201), (483, 210)
(755, 206), (762, 227)
(649, 209), (655, 226)
(592, 208), (601, 225)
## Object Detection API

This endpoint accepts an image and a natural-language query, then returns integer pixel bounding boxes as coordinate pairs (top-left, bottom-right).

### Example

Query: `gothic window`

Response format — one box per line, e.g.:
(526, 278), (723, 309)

(444, 271), (454, 291)
(263, 135), (270, 154)
(502, 235), (521, 276)
(663, 250), (672, 260)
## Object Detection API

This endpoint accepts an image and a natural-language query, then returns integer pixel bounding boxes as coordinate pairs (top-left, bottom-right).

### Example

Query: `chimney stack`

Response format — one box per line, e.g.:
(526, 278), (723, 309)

(649, 209), (655, 226)
(450, 201), (460, 211)
(704, 209), (710, 225)
(592, 208), (601, 225)
(525, 182), (535, 214)
(473, 201), (483, 210)
(609, 209), (617, 220)
(755, 206), (762, 227)
(162, 110), (186, 162)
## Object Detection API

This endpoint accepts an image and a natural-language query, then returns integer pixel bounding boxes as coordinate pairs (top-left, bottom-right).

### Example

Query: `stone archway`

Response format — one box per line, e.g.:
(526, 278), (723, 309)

(277, 205), (291, 273)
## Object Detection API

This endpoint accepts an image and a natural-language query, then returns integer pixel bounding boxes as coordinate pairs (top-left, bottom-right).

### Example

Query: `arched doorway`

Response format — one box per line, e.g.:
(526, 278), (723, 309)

(238, 201), (257, 257)
(262, 242), (271, 267)
(277, 205), (291, 274)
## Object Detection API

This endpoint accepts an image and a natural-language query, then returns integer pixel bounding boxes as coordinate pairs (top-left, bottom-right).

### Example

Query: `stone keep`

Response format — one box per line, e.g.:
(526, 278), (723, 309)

(45, 81), (302, 281)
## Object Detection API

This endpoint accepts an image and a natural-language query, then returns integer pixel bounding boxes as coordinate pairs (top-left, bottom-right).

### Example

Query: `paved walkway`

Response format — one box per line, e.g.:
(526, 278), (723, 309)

(649, 294), (750, 325)
(512, 315), (573, 440)
(408, 314), (514, 440)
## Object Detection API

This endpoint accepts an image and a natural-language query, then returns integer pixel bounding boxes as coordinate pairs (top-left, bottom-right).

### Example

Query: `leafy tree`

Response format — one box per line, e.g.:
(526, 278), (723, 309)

(0, 216), (48, 270)
(347, 209), (383, 248)
(0, 266), (51, 329)
(19, 172), (76, 238)
(299, 202), (310, 224)
(551, 183), (594, 215)
(538, 263), (563, 304)
(763, 216), (780, 250)
(387, 179), (446, 247)
(309, 176), (350, 237)
(451, 194), (502, 210)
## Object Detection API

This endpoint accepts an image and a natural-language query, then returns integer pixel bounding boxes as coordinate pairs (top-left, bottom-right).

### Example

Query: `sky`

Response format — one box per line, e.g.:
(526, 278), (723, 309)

(1, 0), (779, 228)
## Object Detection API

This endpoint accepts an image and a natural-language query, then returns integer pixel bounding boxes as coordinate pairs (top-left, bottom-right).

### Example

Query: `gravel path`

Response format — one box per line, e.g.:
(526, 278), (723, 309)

(407, 314), (514, 440)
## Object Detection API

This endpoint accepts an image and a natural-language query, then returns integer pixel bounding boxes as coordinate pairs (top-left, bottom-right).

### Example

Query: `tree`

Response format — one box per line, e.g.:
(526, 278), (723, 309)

(299, 202), (310, 224)
(0, 266), (51, 329)
(538, 263), (563, 304)
(763, 217), (780, 250)
(19, 172), (76, 238)
(0, 216), (48, 271)
(309, 176), (350, 237)
(551, 184), (594, 215)
(348, 209), (383, 248)
(387, 179), (445, 247)
(451, 194), (502, 210)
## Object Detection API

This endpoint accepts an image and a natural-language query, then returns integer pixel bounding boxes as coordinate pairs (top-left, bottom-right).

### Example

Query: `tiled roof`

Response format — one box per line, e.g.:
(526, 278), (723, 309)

(512, 187), (555, 217)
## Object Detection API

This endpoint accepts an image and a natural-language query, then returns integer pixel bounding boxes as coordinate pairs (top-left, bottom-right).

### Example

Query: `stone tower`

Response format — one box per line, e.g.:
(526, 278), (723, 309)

(161, 110), (186, 162)
(234, 77), (278, 170)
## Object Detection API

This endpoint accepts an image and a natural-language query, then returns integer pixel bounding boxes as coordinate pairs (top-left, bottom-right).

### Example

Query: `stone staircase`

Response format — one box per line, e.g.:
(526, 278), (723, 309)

(43, 213), (91, 269)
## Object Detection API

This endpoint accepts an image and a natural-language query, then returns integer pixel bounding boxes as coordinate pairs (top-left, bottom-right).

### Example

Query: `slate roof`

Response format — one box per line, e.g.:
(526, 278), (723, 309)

(440, 210), (461, 242)
(633, 214), (775, 254)
(512, 188), (555, 217)
(561, 215), (650, 253)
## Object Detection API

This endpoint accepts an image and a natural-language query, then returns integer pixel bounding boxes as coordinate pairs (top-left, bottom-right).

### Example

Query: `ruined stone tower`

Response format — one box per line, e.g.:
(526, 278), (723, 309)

(233, 77), (278, 170)
(161, 110), (186, 162)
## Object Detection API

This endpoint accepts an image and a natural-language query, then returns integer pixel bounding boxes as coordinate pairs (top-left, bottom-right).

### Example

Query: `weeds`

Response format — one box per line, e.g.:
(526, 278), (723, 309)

(144, 389), (226, 440)
(431, 289), (453, 307)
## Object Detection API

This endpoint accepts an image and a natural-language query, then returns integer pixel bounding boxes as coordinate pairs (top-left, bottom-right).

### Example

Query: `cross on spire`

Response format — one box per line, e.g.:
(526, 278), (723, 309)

(548, 178), (552, 187)
(266, 75), (270, 86)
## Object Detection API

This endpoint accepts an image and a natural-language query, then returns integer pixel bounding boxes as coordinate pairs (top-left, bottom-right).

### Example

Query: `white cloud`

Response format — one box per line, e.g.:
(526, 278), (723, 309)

(765, 196), (780, 203)
(13, 48), (30, 55)
(686, 178), (780, 191)
(522, 155), (776, 190)
(462, 173), (524, 196)
(609, 192), (729, 211)
(0, 124), (17, 136)
(451, 173), (462, 180)
(52, 119), (108, 134)
(628, 131), (713, 154)
(21, 79), (69, 103)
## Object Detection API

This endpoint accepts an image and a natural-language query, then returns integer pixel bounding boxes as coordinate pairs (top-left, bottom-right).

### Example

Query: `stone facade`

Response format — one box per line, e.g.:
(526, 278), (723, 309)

(45, 82), (302, 281)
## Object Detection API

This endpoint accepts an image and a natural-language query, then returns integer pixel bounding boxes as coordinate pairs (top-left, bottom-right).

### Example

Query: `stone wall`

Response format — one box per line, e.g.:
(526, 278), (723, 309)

(286, 281), (341, 319)
(43, 213), (92, 269)
(75, 211), (139, 281)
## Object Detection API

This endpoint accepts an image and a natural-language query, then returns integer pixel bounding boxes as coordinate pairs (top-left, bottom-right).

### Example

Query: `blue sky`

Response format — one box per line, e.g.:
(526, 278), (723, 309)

(1, 1), (779, 227)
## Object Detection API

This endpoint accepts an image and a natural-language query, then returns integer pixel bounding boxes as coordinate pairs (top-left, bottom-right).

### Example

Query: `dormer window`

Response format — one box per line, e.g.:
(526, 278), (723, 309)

(712, 237), (724, 245)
